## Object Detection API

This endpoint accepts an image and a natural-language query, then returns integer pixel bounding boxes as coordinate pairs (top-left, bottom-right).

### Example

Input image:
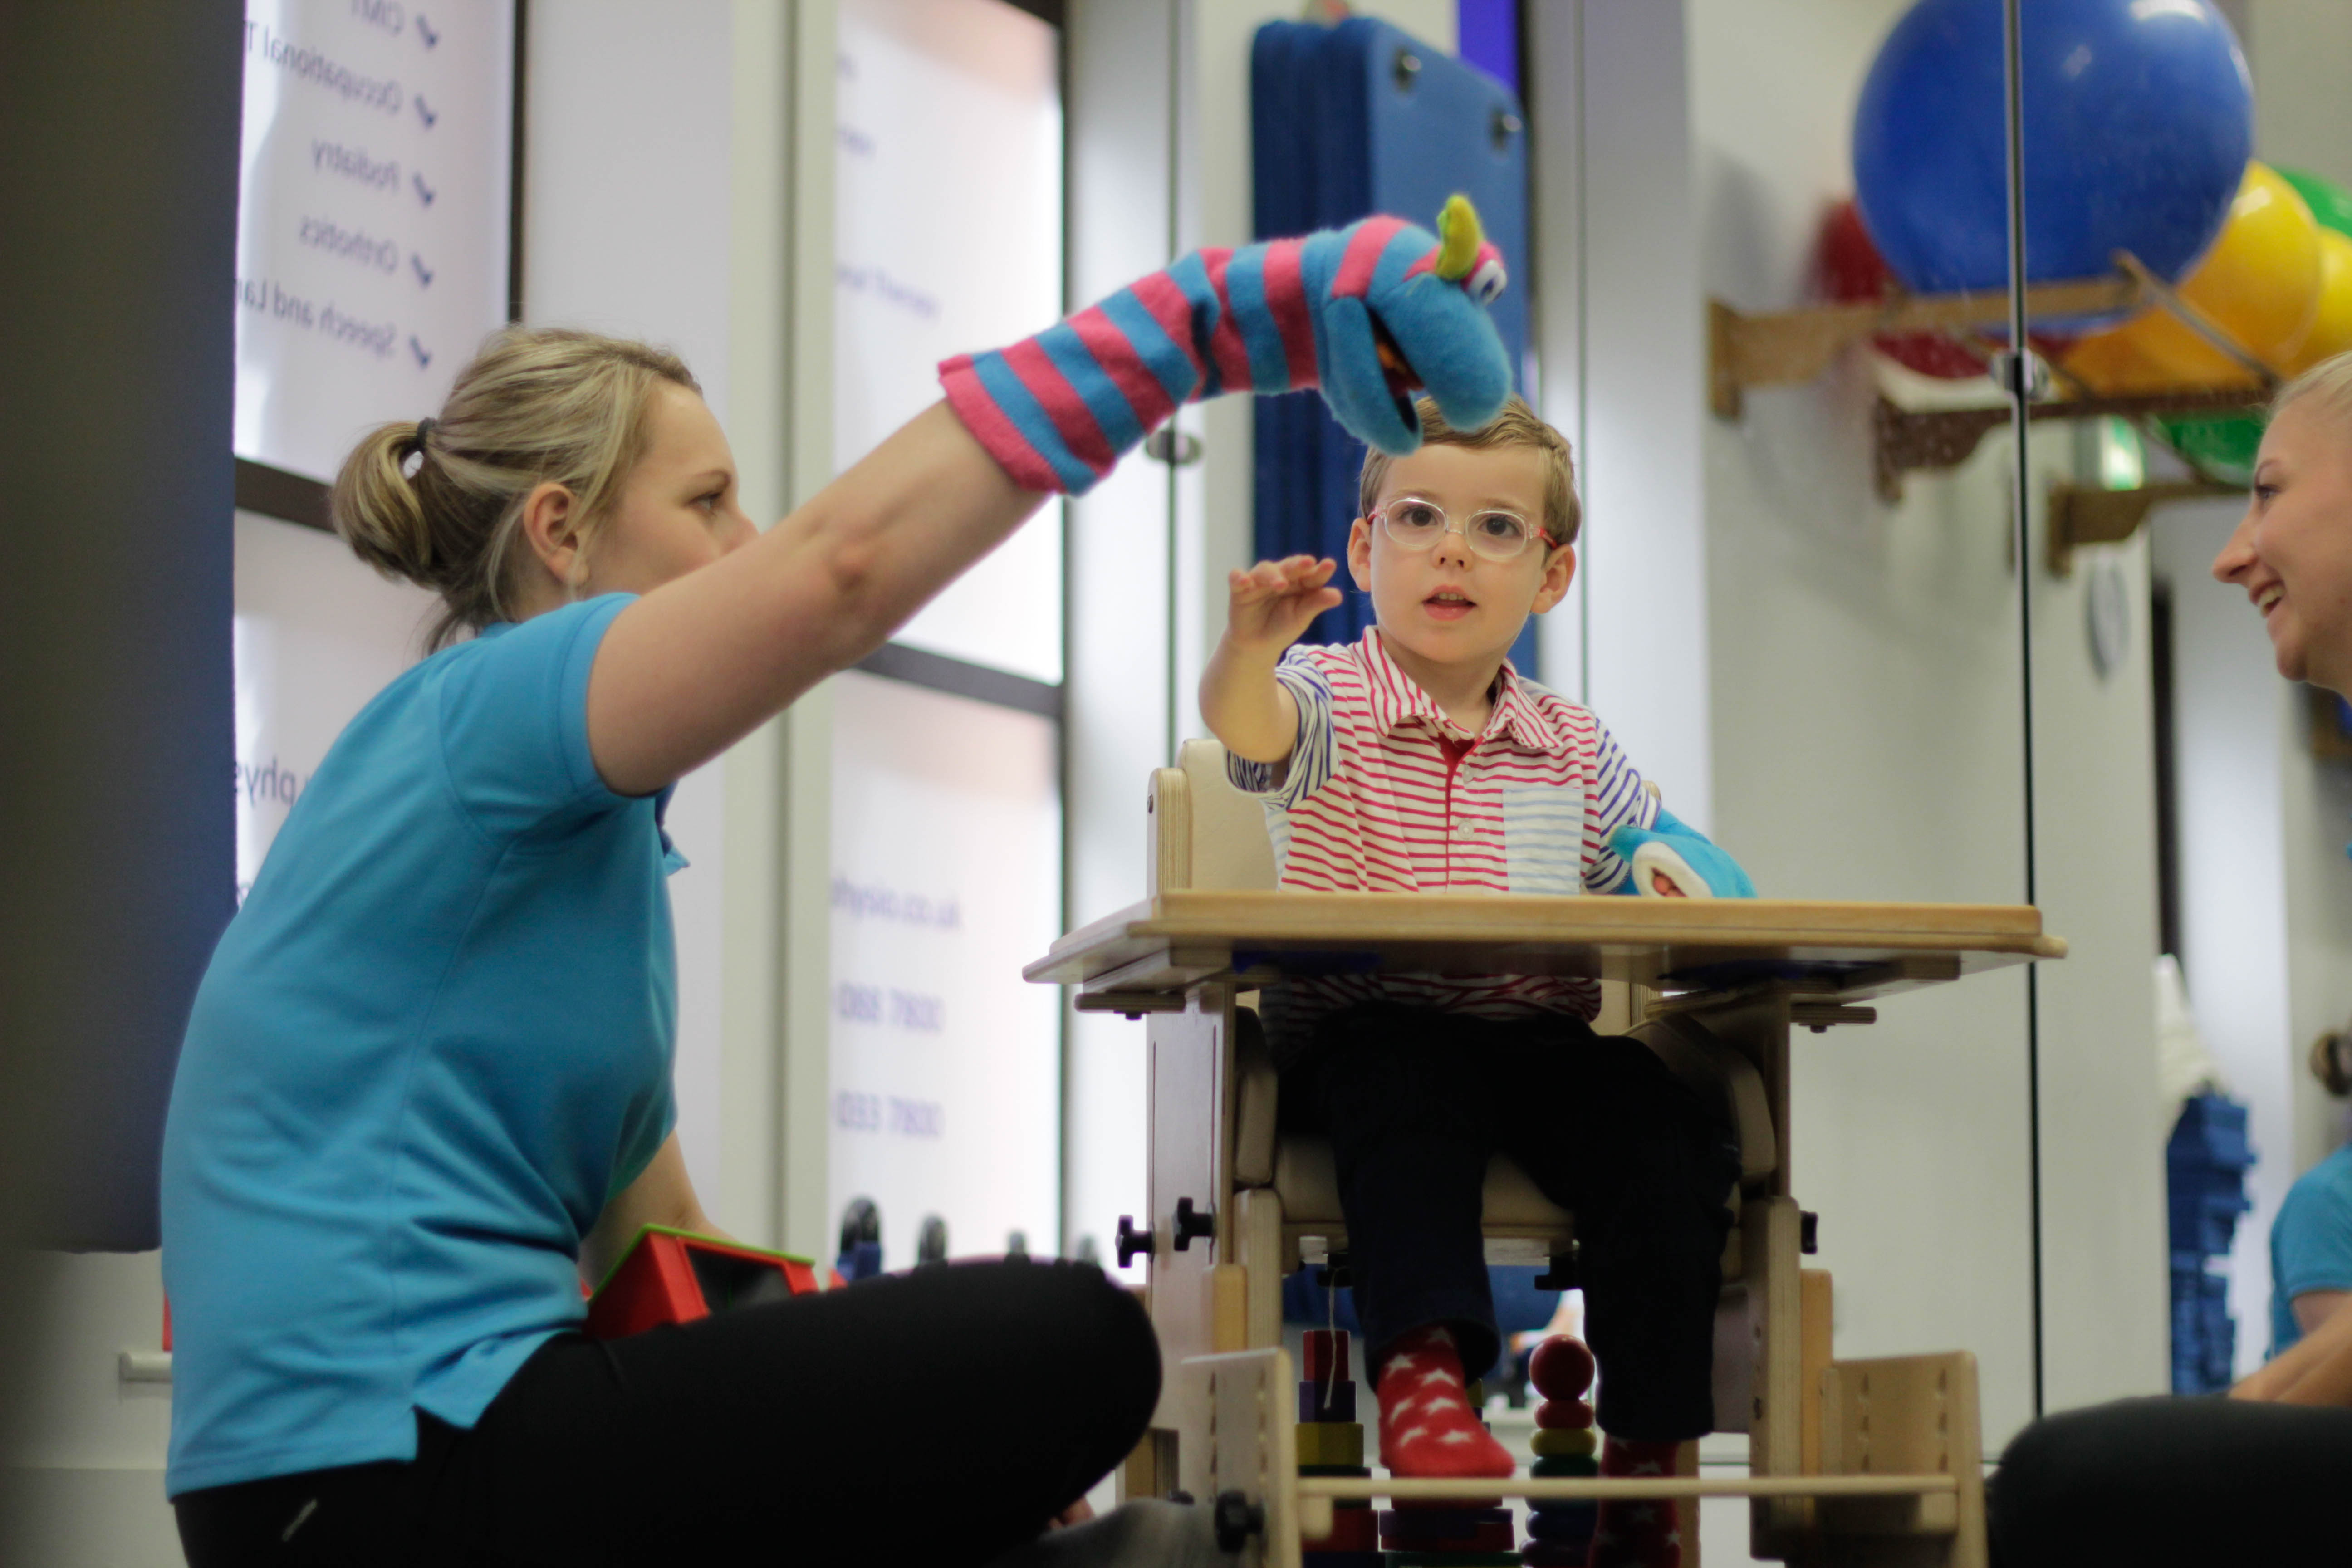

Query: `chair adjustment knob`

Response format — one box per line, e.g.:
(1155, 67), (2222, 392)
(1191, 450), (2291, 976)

(1173, 1196), (1216, 1252)
(1212, 1490), (1264, 1553)
(1115, 1214), (1156, 1268)
(1800, 1210), (1819, 1255)
(1534, 1244), (1580, 1292)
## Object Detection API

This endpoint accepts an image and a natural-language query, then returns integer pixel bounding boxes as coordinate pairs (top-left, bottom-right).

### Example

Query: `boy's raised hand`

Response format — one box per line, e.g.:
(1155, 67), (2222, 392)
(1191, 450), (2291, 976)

(1202, 555), (1341, 766)
(1227, 555), (1343, 655)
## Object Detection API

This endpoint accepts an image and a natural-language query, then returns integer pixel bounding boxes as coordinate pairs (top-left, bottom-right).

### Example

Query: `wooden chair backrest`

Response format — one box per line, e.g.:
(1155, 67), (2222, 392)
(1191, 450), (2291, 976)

(1150, 739), (1278, 894)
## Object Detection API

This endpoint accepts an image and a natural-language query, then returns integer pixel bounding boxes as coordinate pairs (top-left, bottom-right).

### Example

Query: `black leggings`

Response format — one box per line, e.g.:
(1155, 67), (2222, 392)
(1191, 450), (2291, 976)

(1286, 1004), (1740, 1442)
(1989, 1395), (2352, 1566)
(174, 1259), (1158, 1567)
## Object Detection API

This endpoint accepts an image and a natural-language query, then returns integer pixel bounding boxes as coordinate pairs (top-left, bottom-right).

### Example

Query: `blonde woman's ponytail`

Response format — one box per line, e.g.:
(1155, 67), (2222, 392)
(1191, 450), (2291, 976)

(334, 421), (445, 586)
(328, 327), (699, 650)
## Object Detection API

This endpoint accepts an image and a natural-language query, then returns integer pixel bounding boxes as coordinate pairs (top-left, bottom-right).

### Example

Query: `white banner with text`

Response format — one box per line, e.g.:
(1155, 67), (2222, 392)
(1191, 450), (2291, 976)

(236, 0), (514, 483)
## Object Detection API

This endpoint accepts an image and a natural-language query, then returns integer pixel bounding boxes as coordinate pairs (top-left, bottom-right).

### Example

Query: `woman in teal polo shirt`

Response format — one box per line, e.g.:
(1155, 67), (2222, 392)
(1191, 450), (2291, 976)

(162, 328), (1160, 1565)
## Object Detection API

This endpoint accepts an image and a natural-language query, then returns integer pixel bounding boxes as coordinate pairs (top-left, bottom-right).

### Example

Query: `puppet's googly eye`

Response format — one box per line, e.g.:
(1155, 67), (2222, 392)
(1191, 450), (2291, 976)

(1467, 257), (1507, 305)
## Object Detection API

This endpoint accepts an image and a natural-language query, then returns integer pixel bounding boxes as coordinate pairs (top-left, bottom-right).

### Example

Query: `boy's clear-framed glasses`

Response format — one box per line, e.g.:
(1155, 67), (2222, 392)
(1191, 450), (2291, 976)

(1371, 495), (1556, 563)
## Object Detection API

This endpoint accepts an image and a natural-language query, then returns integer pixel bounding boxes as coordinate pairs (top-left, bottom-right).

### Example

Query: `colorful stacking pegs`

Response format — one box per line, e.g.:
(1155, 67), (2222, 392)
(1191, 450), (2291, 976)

(1298, 1329), (1380, 1568)
(1521, 1335), (1600, 1567)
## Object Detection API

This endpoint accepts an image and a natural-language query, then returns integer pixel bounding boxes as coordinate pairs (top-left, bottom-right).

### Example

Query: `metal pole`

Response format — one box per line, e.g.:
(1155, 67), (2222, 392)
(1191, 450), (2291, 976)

(2000, 0), (2047, 1420)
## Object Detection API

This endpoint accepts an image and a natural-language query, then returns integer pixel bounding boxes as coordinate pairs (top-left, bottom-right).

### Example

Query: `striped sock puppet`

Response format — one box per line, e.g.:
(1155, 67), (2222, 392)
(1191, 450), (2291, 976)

(940, 196), (1513, 495)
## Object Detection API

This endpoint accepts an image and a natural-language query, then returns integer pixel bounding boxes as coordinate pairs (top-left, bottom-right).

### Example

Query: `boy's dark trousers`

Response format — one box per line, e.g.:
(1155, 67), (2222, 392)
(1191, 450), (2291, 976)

(1284, 1002), (1740, 1443)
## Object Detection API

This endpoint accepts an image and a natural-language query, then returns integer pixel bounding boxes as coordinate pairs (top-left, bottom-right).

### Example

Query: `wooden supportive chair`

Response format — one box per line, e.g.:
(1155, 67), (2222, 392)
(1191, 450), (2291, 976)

(1031, 740), (2066, 1568)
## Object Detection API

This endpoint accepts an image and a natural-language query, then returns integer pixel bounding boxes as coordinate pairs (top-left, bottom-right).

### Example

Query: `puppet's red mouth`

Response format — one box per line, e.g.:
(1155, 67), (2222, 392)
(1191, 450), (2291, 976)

(1370, 313), (1421, 426)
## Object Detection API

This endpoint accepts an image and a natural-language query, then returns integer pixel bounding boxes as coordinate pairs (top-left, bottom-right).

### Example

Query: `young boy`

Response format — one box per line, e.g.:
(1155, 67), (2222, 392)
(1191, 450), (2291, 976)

(1199, 397), (1748, 1568)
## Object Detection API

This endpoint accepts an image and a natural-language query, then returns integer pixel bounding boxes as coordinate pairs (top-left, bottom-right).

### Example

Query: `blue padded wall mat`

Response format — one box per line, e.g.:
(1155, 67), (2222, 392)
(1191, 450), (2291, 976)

(1251, 16), (1534, 667)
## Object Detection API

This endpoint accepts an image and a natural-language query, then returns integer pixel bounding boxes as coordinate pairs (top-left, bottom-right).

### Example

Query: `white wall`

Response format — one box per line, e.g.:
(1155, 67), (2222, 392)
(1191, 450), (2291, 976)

(2029, 521), (2168, 1412)
(1688, 0), (2168, 1440)
(2247, 0), (2352, 195)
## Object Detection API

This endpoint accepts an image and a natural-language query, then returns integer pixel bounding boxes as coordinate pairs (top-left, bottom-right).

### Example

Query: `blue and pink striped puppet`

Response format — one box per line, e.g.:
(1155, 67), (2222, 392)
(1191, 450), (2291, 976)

(941, 196), (1513, 495)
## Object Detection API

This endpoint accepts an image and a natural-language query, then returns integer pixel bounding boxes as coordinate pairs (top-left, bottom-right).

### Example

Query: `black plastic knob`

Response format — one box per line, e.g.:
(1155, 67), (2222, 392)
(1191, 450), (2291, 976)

(1115, 1214), (1156, 1268)
(1534, 1243), (1581, 1292)
(1213, 1490), (1264, 1553)
(1172, 1196), (1216, 1252)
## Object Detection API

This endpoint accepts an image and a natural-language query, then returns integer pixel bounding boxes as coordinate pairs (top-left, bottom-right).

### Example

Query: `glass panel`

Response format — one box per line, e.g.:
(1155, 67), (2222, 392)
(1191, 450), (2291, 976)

(2032, 0), (2352, 1396)
(833, 0), (1065, 683)
(828, 670), (1063, 1271)
(1686, 0), (2039, 1447)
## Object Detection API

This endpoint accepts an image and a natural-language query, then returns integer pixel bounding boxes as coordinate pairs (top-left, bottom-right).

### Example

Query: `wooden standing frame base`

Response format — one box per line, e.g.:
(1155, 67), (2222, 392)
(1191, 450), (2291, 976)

(1034, 892), (2054, 1568)
(1177, 1343), (1984, 1568)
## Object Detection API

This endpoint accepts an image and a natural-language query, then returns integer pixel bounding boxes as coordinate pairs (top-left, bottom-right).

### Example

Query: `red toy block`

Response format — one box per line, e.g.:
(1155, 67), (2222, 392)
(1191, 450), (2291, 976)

(1308, 1504), (1378, 1552)
(586, 1225), (819, 1340)
(1303, 1328), (1352, 1384)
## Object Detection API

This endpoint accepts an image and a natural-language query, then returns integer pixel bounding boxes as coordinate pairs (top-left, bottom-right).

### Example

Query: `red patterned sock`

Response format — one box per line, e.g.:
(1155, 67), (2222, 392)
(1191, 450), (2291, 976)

(1373, 1325), (1516, 1479)
(1588, 1436), (1682, 1568)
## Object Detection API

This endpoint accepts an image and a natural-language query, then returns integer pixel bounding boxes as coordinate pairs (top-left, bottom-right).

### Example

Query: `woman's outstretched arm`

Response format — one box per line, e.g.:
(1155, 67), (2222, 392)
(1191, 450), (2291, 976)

(586, 207), (1517, 797)
(2233, 1293), (2352, 1406)
(585, 402), (1045, 797)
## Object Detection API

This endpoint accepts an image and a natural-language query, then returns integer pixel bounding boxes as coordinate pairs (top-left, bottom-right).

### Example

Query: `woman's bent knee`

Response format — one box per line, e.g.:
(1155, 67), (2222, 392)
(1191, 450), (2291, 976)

(1044, 1260), (1161, 1433)
(954, 1259), (1160, 1441)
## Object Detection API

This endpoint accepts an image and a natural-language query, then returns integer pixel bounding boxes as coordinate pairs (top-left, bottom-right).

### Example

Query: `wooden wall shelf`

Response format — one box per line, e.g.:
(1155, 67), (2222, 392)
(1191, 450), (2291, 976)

(1711, 253), (2279, 502)
(1873, 387), (2265, 504)
(2046, 478), (2241, 575)
(1709, 275), (2141, 420)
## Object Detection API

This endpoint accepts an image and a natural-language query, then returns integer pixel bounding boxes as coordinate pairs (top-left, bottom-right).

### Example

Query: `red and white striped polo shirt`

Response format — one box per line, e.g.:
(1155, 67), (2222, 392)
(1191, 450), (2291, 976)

(1228, 628), (1658, 1036)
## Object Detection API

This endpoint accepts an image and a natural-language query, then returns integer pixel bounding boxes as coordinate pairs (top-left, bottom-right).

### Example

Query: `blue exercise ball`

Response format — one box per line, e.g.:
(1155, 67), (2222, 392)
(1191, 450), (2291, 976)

(1853, 0), (2252, 295)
